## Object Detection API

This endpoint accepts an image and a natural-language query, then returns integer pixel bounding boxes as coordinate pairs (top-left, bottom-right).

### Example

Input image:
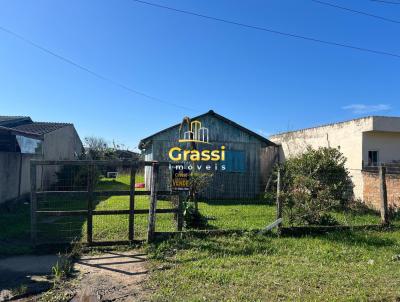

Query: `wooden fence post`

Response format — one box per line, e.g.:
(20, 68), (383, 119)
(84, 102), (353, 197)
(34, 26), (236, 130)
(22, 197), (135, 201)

(129, 164), (137, 241)
(87, 164), (94, 245)
(276, 167), (282, 234)
(177, 192), (185, 231)
(147, 162), (159, 242)
(30, 161), (37, 246)
(379, 165), (389, 225)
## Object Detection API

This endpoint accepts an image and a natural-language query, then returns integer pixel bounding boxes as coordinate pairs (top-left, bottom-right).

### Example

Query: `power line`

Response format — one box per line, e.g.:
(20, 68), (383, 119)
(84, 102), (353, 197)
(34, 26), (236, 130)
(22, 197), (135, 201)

(131, 0), (400, 59)
(371, 0), (400, 4)
(0, 25), (198, 112)
(312, 0), (400, 24)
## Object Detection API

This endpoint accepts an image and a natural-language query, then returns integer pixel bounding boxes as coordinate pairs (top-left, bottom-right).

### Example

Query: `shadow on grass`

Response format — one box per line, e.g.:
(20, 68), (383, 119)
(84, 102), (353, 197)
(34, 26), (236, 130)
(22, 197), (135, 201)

(149, 231), (278, 262)
(281, 227), (398, 249)
(321, 229), (397, 248)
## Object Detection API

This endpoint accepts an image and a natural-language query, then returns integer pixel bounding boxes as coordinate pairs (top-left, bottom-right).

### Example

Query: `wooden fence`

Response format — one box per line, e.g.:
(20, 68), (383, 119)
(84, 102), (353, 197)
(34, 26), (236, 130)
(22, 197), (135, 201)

(30, 159), (183, 246)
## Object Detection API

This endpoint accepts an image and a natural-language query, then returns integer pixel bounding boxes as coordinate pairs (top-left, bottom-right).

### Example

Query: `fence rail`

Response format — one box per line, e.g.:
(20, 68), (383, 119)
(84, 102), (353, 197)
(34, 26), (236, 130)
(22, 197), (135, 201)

(30, 160), (183, 246)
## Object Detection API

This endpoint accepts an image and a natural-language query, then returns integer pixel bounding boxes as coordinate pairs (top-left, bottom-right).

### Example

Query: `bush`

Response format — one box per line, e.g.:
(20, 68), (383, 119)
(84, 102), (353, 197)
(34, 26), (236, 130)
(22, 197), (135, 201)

(280, 146), (353, 226)
(55, 165), (101, 190)
(183, 201), (208, 229)
(188, 172), (213, 210)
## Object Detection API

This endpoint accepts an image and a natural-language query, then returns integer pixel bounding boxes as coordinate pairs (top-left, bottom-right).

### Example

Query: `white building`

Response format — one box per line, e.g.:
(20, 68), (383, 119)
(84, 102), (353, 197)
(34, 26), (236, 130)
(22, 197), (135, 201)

(270, 116), (400, 200)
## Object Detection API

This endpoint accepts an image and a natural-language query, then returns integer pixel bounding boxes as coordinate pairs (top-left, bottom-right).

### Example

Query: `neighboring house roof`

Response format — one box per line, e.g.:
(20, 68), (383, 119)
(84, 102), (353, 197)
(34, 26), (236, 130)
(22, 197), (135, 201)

(0, 115), (75, 140)
(0, 116), (32, 127)
(13, 122), (72, 135)
(139, 110), (276, 149)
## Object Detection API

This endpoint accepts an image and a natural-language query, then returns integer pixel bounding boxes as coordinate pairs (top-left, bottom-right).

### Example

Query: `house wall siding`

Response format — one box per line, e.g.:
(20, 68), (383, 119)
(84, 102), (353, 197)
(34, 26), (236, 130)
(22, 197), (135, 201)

(41, 125), (83, 188)
(141, 115), (276, 199)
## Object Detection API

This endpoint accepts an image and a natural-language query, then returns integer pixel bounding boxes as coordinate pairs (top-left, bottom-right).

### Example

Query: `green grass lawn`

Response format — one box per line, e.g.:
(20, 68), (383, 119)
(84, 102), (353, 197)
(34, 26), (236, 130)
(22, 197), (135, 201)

(0, 172), (396, 257)
(2, 174), (400, 300)
(147, 229), (400, 301)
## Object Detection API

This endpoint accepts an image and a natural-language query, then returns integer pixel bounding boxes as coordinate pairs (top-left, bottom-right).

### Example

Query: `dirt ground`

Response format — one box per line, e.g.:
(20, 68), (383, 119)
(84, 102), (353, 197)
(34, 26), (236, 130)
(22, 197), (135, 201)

(0, 251), (150, 302)
(69, 251), (150, 302)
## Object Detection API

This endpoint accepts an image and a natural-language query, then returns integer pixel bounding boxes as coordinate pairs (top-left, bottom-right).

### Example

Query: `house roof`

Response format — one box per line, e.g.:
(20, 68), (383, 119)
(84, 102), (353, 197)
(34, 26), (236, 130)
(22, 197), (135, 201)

(0, 115), (74, 140)
(139, 110), (276, 149)
(13, 122), (72, 135)
(0, 116), (32, 127)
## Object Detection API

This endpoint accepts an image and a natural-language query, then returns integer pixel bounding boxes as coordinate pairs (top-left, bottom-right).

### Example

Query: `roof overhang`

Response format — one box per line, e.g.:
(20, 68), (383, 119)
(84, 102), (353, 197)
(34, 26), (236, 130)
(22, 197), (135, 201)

(0, 126), (43, 140)
(139, 110), (277, 149)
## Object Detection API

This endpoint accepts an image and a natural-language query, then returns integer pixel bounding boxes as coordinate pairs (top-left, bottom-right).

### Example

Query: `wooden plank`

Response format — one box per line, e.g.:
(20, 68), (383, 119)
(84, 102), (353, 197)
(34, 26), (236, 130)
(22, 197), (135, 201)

(30, 159), (170, 167)
(36, 190), (171, 197)
(35, 208), (177, 216)
(258, 218), (283, 234)
(379, 165), (389, 225)
(36, 210), (87, 216)
(36, 191), (88, 198)
(276, 167), (282, 235)
(30, 161), (37, 246)
(177, 193), (185, 231)
(93, 209), (177, 215)
(93, 190), (172, 197)
(87, 164), (94, 245)
(147, 162), (159, 242)
(129, 166), (136, 241)
(93, 210), (130, 215)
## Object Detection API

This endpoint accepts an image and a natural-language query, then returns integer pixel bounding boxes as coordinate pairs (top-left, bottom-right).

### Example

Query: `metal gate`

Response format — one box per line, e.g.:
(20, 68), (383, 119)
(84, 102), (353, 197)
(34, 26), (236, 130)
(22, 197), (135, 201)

(30, 160), (182, 246)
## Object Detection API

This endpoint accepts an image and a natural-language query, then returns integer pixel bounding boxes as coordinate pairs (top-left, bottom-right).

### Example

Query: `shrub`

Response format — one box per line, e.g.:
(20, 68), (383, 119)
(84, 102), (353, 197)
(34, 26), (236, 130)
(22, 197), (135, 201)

(183, 201), (208, 229)
(280, 146), (353, 225)
(188, 172), (213, 210)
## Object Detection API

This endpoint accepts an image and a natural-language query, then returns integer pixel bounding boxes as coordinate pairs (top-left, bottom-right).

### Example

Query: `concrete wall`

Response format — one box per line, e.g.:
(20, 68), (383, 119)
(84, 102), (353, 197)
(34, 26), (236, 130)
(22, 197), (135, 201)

(0, 152), (41, 204)
(270, 117), (372, 199)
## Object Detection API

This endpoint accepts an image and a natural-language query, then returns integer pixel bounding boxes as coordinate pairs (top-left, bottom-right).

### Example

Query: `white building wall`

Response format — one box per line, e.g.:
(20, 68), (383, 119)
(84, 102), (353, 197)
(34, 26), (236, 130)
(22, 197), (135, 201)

(270, 117), (374, 199)
(363, 131), (400, 165)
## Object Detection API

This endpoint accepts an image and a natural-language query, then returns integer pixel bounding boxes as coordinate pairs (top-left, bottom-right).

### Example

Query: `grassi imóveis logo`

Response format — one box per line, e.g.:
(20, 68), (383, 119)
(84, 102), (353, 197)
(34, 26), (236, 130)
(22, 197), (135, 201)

(178, 120), (210, 144)
(168, 118), (226, 167)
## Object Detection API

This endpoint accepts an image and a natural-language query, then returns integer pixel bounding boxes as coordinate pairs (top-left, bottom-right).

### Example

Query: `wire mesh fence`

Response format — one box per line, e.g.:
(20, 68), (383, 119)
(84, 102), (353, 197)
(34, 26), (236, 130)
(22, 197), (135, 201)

(30, 159), (399, 246)
(31, 160), (181, 245)
(275, 166), (394, 230)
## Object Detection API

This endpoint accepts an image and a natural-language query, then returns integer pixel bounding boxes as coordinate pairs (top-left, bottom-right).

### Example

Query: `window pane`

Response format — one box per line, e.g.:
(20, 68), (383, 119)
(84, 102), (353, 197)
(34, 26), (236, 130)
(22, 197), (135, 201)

(368, 151), (378, 166)
(16, 135), (43, 154)
(225, 151), (246, 172)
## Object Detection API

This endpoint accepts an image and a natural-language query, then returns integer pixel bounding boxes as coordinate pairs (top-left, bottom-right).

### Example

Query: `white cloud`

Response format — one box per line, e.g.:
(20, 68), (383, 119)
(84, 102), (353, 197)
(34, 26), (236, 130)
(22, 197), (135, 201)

(342, 104), (391, 114)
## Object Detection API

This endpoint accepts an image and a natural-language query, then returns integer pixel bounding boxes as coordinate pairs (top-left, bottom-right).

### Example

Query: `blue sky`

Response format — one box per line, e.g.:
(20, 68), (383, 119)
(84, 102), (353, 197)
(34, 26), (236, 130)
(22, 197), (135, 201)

(1, 0), (399, 150)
